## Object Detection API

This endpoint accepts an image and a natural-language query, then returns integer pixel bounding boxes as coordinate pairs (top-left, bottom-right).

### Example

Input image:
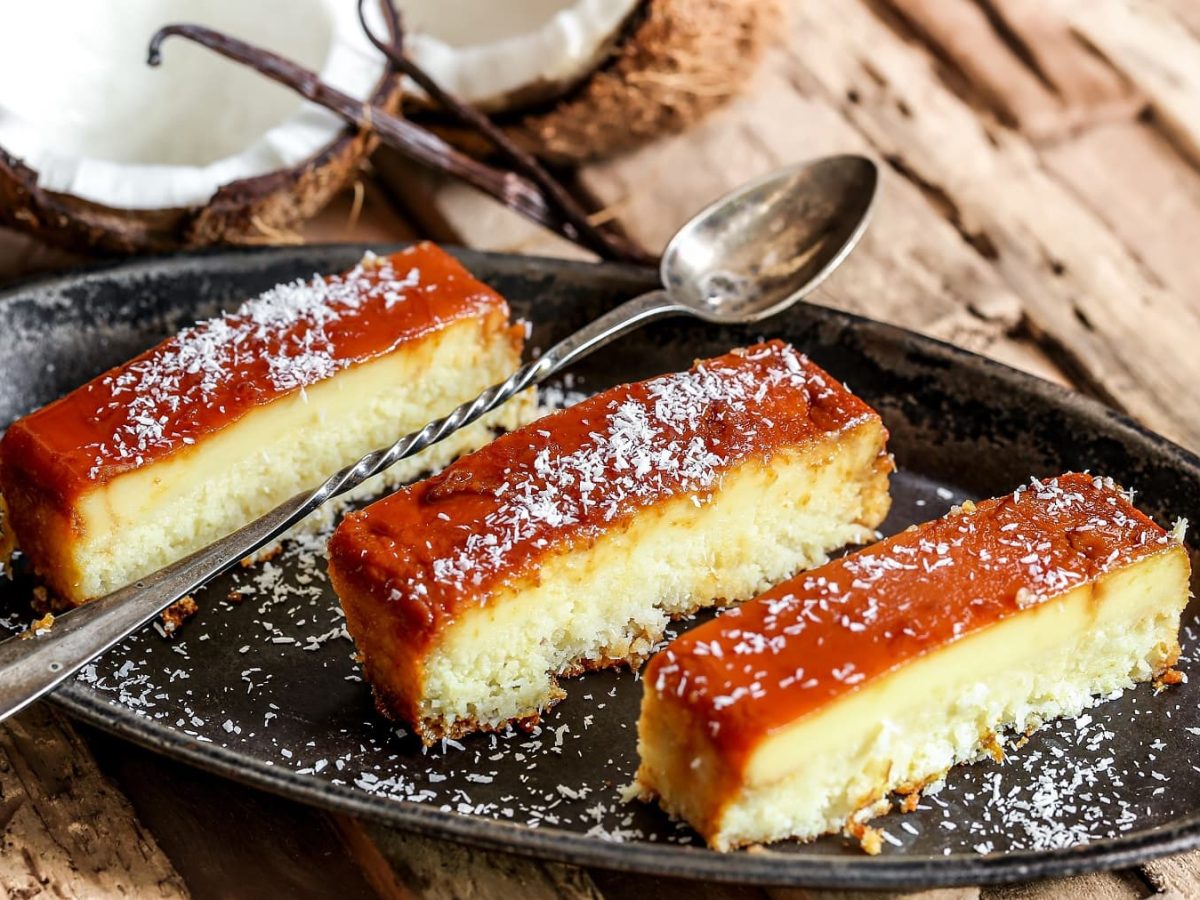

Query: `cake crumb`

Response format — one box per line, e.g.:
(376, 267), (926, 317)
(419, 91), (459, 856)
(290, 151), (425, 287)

(21, 611), (55, 639)
(981, 731), (1006, 764)
(241, 544), (283, 568)
(846, 821), (884, 855)
(160, 596), (199, 638)
(1154, 667), (1184, 692)
(900, 791), (921, 814)
(617, 781), (644, 803)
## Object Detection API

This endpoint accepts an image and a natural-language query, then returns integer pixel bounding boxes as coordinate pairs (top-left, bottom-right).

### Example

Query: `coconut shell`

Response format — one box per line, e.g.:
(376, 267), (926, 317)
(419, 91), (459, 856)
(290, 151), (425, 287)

(417, 0), (781, 164)
(0, 75), (401, 256)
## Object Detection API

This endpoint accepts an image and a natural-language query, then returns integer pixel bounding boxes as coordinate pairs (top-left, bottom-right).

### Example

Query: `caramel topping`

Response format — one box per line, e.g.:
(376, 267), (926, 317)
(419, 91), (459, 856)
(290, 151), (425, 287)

(0, 243), (509, 504)
(329, 341), (882, 650)
(646, 473), (1179, 763)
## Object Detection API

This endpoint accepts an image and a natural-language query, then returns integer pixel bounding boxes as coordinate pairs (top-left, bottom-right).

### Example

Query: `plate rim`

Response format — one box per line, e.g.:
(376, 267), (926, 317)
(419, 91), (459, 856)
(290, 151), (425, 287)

(5, 243), (1200, 889)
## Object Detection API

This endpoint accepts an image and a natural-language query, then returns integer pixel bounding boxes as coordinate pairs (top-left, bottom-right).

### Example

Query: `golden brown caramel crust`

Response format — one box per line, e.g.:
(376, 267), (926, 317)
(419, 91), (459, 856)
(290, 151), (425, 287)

(646, 473), (1177, 767)
(328, 341), (885, 657)
(0, 243), (511, 512)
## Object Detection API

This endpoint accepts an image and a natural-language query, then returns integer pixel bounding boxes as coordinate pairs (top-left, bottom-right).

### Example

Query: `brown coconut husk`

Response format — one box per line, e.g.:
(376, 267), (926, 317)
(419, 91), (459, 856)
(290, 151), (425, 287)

(418, 0), (781, 164)
(0, 75), (401, 255)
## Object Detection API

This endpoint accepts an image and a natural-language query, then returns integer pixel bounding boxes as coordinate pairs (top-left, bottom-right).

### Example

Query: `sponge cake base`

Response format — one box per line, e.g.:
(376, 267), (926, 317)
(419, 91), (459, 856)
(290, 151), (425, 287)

(337, 417), (892, 742)
(635, 471), (1191, 852)
(5, 313), (531, 603)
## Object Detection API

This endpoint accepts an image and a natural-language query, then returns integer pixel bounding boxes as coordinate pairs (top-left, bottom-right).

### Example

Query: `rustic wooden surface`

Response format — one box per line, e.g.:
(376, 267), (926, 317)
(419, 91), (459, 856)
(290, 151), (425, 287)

(2, 0), (1200, 896)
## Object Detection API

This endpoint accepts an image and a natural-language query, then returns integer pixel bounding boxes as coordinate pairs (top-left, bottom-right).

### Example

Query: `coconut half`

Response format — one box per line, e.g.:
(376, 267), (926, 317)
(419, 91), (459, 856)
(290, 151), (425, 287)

(0, 0), (396, 253)
(402, 0), (642, 113)
(403, 0), (780, 163)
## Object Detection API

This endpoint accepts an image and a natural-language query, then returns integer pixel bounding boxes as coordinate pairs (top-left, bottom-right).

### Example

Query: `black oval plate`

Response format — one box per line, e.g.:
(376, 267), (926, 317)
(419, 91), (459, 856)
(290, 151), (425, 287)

(1, 246), (1198, 890)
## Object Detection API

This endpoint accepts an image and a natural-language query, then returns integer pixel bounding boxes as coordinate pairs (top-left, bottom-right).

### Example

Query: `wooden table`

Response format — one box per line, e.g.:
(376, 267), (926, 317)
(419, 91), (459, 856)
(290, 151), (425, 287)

(3, 0), (1199, 896)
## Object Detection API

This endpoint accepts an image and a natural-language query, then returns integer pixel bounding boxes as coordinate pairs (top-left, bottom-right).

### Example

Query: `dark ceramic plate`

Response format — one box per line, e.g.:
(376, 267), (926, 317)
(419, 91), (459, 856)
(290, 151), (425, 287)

(1, 246), (1198, 890)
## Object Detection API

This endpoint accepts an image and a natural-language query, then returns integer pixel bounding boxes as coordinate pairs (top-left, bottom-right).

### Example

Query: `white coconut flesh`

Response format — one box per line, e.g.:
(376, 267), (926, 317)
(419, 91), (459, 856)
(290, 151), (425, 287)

(0, 0), (387, 210)
(400, 0), (641, 112)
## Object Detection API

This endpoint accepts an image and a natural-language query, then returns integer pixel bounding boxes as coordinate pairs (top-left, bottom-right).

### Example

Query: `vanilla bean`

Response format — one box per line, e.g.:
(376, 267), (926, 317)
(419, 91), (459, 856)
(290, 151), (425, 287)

(358, 0), (650, 265)
(147, 24), (606, 253)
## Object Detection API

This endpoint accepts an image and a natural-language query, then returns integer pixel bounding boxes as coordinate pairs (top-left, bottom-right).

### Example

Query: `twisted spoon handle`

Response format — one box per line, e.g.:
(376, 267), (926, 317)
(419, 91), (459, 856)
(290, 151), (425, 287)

(0, 289), (684, 723)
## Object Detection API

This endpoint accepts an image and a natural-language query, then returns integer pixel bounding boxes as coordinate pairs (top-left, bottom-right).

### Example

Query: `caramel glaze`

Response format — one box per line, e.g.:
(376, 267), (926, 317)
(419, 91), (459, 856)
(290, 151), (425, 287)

(0, 243), (509, 510)
(329, 341), (885, 655)
(645, 473), (1179, 769)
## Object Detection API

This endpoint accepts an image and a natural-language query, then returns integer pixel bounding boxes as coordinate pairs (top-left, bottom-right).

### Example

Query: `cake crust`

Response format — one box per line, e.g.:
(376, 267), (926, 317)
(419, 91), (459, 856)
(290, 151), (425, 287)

(329, 341), (894, 742)
(637, 473), (1191, 850)
(0, 243), (511, 507)
(0, 243), (529, 603)
(331, 341), (885, 649)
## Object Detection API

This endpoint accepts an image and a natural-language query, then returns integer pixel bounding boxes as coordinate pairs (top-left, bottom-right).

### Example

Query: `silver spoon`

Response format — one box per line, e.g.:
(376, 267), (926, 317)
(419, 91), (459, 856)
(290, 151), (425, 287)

(0, 154), (878, 722)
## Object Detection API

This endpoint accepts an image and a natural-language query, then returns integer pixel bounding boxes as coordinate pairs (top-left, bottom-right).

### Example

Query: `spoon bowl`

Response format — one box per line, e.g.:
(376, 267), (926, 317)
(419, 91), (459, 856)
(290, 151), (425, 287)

(662, 155), (878, 324)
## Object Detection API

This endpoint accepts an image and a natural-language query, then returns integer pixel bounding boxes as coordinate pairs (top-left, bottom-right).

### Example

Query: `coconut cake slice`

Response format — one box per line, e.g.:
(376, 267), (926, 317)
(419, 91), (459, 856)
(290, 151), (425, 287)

(636, 473), (1191, 851)
(328, 341), (893, 743)
(0, 242), (534, 605)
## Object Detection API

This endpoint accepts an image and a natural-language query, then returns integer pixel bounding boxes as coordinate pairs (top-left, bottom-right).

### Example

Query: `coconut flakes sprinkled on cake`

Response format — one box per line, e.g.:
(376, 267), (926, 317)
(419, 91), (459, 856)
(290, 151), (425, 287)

(395, 342), (863, 600)
(1, 405), (1193, 858)
(654, 474), (1174, 718)
(87, 251), (424, 478)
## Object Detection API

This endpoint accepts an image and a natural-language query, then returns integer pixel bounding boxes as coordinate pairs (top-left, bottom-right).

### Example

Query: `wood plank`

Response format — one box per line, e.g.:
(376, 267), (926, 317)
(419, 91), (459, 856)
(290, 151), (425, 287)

(1065, 0), (1200, 170)
(361, 823), (606, 900)
(332, 816), (417, 900)
(879, 0), (1071, 138)
(979, 0), (1138, 117)
(777, 0), (1200, 451)
(572, 52), (1066, 386)
(83, 723), (390, 900)
(373, 72), (1069, 388)
(0, 704), (186, 898)
(981, 869), (1149, 898)
(590, 868), (766, 899)
(299, 173), (420, 246)
(1147, 0), (1200, 39)
(770, 887), (979, 900)
(1139, 848), (1200, 896)
(1042, 118), (1200, 299)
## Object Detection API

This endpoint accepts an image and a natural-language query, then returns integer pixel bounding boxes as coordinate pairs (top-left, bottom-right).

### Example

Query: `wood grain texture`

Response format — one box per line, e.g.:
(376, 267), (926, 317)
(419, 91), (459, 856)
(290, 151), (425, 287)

(878, 0), (1139, 137)
(981, 869), (1149, 898)
(372, 3), (1200, 892)
(0, 704), (186, 899)
(377, 85), (1060, 383)
(300, 175), (420, 246)
(770, 887), (980, 900)
(571, 55), (1065, 384)
(1065, 0), (1200, 169)
(4, 1), (1200, 896)
(880, 0), (1071, 137)
(590, 869), (767, 899)
(1139, 848), (1200, 897)
(784, 0), (1200, 450)
(1042, 119), (1200, 298)
(980, 0), (1137, 116)
(1149, 0), (1200, 38)
(0, 227), (87, 284)
(362, 823), (605, 900)
(373, 149), (593, 261)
